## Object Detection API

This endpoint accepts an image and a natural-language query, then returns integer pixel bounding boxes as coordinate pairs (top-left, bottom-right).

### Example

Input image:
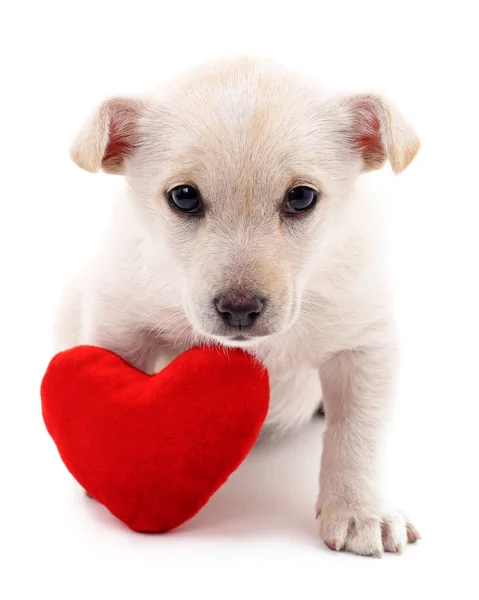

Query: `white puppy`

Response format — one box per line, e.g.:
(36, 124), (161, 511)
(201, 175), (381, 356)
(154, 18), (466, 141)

(55, 57), (420, 556)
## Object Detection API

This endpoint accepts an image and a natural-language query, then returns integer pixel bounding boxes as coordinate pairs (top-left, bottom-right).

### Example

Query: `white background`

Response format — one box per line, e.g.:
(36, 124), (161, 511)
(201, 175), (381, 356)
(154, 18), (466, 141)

(1, 1), (478, 598)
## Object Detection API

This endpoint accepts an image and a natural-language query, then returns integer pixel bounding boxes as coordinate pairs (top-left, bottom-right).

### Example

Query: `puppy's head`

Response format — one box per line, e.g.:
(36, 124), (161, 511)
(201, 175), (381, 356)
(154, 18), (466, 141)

(71, 58), (419, 347)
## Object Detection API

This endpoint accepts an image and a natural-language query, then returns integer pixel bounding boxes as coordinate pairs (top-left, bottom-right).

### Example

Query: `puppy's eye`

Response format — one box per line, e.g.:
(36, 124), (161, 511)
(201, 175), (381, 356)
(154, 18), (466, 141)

(168, 185), (202, 214)
(284, 186), (318, 214)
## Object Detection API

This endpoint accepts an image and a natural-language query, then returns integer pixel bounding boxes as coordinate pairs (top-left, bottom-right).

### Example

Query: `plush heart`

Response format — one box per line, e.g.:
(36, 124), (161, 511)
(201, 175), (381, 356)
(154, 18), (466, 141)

(41, 345), (269, 532)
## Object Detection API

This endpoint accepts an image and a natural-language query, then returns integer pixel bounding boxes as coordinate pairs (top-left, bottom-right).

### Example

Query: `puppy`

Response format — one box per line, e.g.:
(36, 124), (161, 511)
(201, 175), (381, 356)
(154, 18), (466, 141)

(56, 57), (420, 556)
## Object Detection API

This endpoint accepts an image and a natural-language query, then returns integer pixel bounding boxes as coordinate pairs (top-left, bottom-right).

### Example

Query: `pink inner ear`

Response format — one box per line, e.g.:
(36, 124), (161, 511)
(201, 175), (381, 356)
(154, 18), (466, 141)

(102, 101), (142, 170)
(357, 113), (382, 155)
(103, 122), (133, 164)
(351, 98), (386, 170)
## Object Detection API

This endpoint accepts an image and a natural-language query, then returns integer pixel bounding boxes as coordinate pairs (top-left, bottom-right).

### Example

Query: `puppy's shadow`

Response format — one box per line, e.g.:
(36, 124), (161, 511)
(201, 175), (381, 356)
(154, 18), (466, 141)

(176, 418), (325, 543)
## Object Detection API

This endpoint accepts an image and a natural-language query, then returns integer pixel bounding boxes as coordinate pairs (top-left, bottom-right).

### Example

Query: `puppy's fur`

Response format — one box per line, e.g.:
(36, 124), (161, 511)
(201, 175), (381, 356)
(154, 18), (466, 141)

(56, 57), (420, 556)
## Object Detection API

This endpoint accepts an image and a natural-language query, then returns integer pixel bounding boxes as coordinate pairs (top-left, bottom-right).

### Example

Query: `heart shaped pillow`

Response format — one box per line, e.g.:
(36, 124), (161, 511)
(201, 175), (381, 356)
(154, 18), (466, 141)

(41, 345), (269, 532)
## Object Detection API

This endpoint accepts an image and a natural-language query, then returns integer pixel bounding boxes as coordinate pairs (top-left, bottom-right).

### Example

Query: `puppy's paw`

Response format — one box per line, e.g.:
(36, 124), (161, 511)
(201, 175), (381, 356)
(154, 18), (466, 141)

(316, 503), (420, 557)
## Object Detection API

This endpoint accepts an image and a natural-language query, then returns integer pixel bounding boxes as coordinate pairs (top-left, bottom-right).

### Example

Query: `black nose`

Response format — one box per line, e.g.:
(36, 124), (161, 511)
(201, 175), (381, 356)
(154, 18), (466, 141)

(215, 290), (265, 330)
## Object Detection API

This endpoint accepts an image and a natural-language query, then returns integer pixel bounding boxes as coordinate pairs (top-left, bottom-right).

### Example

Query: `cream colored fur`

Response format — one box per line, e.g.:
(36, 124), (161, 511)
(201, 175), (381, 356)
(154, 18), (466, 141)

(56, 57), (420, 556)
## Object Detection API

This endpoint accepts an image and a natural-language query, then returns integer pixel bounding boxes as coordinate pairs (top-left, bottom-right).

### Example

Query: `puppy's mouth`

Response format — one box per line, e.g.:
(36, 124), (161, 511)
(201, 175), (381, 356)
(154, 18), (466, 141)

(208, 330), (269, 347)
(230, 334), (248, 342)
(228, 331), (270, 343)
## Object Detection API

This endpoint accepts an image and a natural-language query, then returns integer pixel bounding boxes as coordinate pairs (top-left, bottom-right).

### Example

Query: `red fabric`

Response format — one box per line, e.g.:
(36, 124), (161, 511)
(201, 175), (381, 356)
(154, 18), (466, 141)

(41, 345), (269, 532)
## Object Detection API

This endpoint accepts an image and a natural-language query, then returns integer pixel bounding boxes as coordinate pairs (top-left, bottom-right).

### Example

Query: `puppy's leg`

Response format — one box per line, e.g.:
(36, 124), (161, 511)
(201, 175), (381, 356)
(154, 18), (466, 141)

(53, 283), (83, 352)
(54, 282), (160, 373)
(316, 339), (420, 556)
(80, 313), (160, 374)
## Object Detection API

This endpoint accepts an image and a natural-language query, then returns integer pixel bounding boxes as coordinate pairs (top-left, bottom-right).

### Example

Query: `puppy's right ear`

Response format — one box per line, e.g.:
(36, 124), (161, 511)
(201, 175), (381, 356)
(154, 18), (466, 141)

(70, 97), (146, 174)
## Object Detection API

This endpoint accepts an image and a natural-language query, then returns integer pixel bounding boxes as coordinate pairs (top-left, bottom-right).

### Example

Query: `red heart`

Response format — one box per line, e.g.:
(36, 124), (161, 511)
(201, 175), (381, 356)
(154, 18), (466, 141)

(41, 345), (269, 532)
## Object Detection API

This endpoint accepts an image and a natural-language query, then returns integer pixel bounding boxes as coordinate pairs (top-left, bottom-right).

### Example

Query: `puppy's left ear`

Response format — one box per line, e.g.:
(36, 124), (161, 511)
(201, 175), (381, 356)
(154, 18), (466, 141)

(343, 94), (420, 174)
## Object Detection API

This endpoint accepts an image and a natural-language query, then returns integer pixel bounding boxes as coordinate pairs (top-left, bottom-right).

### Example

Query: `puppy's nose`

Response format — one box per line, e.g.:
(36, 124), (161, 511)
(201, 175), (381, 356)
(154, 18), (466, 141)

(215, 290), (265, 330)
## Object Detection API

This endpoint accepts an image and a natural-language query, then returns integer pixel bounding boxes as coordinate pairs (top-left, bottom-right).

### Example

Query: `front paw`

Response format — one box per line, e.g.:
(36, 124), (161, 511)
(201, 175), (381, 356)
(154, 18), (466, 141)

(316, 503), (420, 557)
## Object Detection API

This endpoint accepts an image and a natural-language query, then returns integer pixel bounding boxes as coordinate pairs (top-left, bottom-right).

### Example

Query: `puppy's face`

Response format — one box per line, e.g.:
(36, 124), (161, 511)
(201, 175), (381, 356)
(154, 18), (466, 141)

(71, 58), (419, 346)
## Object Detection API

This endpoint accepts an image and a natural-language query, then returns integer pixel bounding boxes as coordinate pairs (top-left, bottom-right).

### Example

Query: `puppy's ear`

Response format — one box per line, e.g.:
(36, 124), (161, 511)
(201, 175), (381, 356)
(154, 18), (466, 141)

(344, 94), (420, 174)
(70, 97), (146, 174)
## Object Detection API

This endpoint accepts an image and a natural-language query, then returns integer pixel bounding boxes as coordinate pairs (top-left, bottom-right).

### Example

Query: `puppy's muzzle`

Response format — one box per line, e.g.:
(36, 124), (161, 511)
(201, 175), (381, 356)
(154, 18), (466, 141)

(215, 290), (265, 331)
